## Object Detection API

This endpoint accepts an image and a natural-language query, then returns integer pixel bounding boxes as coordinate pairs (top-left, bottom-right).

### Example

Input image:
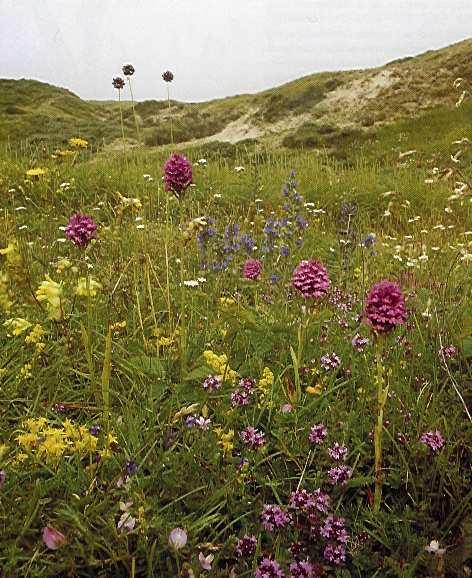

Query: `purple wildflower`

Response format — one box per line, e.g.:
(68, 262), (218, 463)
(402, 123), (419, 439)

(312, 489), (330, 513)
(420, 430), (445, 452)
(289, 489), (316, 512)
(351, 334), (369, 352)
(289, 560), (314, 578)
(439, 345), (457, 360)
(260, 504), (292, 531)
(125, 460), (138, 476)
(320, 516), (349, 544)
(235, 534), (257, 557)
(309, 424), (327, 445)
(255, 558), (285, 578)
(320, 353), (341, 371)
(327, 442), (348, 461)
(65, 213), (97, 247)
(323, 543), (346, 565)
(231, 378), (256, 407)
(163, 153), (192, 196)
(202, 375), (222, 391)
(243, 259), (263, 280)
(240, 426), (266, 450)
(292, 260), (330, 298)
(364, 280), (407, 333)
(328, 465), (352, 485)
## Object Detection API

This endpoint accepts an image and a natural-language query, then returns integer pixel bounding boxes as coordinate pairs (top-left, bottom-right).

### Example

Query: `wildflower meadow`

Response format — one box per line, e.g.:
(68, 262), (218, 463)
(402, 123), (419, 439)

(0, 66), (471, 578)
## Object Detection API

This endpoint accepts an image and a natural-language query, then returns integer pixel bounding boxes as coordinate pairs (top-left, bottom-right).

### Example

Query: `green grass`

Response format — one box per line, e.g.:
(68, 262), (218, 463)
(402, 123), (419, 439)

(0, 104), (471, 577)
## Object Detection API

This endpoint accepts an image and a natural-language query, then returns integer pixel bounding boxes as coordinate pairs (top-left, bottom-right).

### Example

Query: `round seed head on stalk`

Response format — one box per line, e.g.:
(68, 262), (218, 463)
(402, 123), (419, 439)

(162, 70), (174, 83)
(112, 77), (125, 90)
(122, 64), (135, 76)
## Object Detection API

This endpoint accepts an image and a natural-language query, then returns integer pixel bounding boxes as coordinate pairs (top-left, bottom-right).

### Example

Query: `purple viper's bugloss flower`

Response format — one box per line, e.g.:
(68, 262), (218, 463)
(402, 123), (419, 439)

(240, 426), (266, 450)
(364, 280), (407, 333)
(261, 504), (292, 531)
(235, 534), (257, 558)
(65, 213), (97, 247)
(309, 424), (327, 445)
(163, 153), (192, 196)
(292, 260), (330, 298)
(289, 560), (314, 578)
(243, 258), (263, 280)
(255, 558), (285, 578)
(420, 430), (445, 452)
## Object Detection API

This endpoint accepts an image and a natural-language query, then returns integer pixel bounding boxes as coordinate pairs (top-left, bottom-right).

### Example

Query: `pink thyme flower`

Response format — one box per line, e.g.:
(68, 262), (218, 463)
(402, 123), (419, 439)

(439, 345), (457, 360)
(240, 426), (266, 450)
(163, 153), (192, 196)
(243, 258), (262, 280)
(327, 442), (348, 461)
(289, 559), (314, 578)
(202, 375), (222, 391)
(364, 280), (407, 333)
(309, 424), (327, 445)
(292, 259), (330, 298)
(261, 504), (292, 531)
(235, 534), (257, 557)
(288, 489), (316, 512)
(65, 213), (97, 247)
(328, 465), (352, 485)
(351, 334), (369, 352)
(42, 526), (66, 550)
(320, 516), (349, 544)
(420, 430), (445, 452)
(255, 558), (285, 578)
(323, 543), (346, 565)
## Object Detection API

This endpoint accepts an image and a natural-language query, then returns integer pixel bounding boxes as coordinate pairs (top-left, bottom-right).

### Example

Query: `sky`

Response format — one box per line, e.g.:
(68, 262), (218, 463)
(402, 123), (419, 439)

(0, 0), (471, 102)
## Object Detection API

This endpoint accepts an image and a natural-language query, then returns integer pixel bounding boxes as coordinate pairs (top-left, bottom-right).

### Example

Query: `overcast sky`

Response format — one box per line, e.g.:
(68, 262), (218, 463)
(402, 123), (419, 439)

(0, 0), (470, 102)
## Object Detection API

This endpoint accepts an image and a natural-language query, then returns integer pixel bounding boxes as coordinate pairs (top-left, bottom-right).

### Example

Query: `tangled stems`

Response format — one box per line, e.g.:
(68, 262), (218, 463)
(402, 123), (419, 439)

(373, 337), (388, 513)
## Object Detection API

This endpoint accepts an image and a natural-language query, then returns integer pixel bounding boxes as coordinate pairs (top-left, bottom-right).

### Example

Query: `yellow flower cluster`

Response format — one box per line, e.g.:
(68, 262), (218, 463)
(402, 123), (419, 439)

(258, 367), (275, 408)
(0, 241), (23, 269)
(25, 167), (47, 178)
(214, 427), (234, 456)
(219, 297), (236, 309)
(68, 137), (88, 149)
(4, 318), (31, 336)
(25, 324), (46, 353)
(203, 350), (237, 384)
(35, 276), (63, 320)
(55, 258), (72, 274)
(16, 418), (113, 464)
(75, 276), (102, 298)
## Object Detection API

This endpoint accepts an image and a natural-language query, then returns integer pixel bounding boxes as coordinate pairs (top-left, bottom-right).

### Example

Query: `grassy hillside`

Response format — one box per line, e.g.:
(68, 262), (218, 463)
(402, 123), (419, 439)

(0, 38), (471, 152)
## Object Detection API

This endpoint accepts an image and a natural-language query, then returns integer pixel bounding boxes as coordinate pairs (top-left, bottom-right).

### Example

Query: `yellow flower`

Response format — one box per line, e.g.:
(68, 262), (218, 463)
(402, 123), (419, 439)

(25, 324), (46, 348)
(55, 258), (72, 274)
(17, 432), (39, 448)
(3, 318), (32, 336)
(35, 276), (63, 320)
(0, 241), (23, 268)
(75, 276), (102, 297)
(68, 137), (88, 149)
(24, 417), (47, 433)
(214, 428), (234, 456)
(19, 362), (32, 380)
(306, 383), (323, 395)
(203, 350), (237, 384)
(219, 297), (236, 308)
(26, 167), (47, 178)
